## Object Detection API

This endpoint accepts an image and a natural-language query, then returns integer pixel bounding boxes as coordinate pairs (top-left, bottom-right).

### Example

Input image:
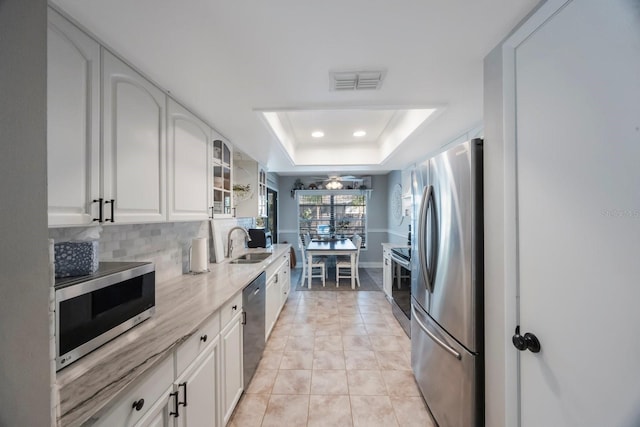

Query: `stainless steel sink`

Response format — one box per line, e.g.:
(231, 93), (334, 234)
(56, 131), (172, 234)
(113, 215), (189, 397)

(229, 252), (271, 264)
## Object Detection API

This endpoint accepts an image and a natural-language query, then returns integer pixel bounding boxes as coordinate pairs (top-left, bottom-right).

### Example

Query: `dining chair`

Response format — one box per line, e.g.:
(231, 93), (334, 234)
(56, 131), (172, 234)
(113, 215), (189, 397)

(336, 234), (362, 287)
(298, 236), (326, 287)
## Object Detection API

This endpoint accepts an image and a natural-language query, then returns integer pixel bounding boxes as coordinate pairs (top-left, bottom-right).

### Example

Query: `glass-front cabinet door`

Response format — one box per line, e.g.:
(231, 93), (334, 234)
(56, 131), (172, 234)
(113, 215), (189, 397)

(211, 138), (233, 217)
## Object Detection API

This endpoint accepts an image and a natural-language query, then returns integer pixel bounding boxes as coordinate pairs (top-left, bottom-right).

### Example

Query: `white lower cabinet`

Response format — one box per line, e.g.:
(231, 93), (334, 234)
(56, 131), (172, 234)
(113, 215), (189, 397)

(174, 339), (219, 427)
(95, 310), (242, 427)
(265, 275), (279, 338)
(382, 248), (392, 298)
(133, 386), (173, 427)
(93, 356), (174, 427)
(220, 311), (243, 426)
(280, 264), (290, 306)
(265, 252), (291, 340)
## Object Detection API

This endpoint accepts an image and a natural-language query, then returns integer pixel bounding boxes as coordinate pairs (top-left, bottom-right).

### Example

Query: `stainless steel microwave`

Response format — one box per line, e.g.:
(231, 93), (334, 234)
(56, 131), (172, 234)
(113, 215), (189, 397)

(55, 261), (155, 371)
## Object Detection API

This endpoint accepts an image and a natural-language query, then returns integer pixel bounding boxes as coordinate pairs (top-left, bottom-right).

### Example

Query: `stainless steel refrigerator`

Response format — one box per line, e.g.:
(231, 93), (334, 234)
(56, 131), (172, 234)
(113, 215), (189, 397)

(410, 138), (483, 427)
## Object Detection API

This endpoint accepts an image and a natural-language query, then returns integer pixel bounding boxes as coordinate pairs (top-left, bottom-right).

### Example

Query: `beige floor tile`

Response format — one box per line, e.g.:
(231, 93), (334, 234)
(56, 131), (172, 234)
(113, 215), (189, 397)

(375, 351), (412, 370)
(390, 396), (436, 427)
(315, 323), (343, 336)
(358, 304), (381, 313)
(339, 313), (364, 324)
(245, 369), (278, 394)
(229, 394), (269, 427)
(308, 395), (353, 427)
(269, 323), (292, 338)
(341, 335), (372, 351)
(265, 335), (287, 351)
(364, 323), (395, 336)
(368, 335), (403, 352)
(346, 370), (387, 396)
(381, 369), (422, 397)
(271, 369), (312, 394)
(289, 324), (317, 336)
(262, 394), (309, 427)
(315, 335), (343, 351)
(344, 350), (379, 370)
(313, 350), (346, 370)
(311, 369), (349, 395)
(285, 335), (315, 352)
(359, 312), (387, 323)
(277, 313), (296, 324)
(258, 350), (283, 370)
(350, 395), (399, 427)
(294, 312), (317, 323)
(396, 335), (412, 352)
(280, 351), (314, 370)
(315, 311), (340, 322)
(341, 324), (368, 336)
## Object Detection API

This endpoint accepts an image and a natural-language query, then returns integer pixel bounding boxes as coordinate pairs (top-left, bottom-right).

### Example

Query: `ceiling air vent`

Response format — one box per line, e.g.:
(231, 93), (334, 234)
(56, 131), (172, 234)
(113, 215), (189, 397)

(330, 70), (386, 91)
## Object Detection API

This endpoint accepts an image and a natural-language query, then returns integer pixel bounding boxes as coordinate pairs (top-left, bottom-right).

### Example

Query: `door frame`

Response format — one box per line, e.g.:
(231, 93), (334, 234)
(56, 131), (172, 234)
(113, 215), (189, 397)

(267, 187), (278, 243)
(500, 1), (572, 426)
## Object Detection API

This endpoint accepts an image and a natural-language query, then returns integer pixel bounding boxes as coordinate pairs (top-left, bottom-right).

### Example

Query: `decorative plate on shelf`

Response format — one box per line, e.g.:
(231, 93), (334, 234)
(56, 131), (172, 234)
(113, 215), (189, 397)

(391, 183), (403, 225)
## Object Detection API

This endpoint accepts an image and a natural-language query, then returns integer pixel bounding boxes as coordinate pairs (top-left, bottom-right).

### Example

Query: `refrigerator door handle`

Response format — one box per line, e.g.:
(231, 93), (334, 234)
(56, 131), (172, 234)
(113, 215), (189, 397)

(418, 185), (436, 293)
(412, 305), (461, 360)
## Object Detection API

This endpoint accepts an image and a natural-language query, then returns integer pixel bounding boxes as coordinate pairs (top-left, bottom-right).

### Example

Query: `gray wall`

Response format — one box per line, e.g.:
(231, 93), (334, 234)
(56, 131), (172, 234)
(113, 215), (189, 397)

(0, 0), (52, 425)
(278, 175), (389, 268)
(385, 170), (411, 245)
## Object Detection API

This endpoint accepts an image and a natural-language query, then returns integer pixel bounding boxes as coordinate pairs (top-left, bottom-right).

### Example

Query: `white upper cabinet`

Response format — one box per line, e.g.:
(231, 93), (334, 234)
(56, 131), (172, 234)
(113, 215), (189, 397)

(167, 99), (211, 221)
(233, 158), (267, 219)
(102, 50), (167, 223)
(47, 8), (101, 226)
(211, 137), (233, 217)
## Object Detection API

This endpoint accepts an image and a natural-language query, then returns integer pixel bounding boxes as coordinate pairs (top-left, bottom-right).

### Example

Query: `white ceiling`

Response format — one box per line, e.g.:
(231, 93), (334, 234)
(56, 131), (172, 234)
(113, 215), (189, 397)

(51, 0), (539, 175)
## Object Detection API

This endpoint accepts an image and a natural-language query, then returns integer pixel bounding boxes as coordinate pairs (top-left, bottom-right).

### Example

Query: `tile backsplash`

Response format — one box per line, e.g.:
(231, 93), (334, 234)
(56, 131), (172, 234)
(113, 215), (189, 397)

(49, 218), (256, 283)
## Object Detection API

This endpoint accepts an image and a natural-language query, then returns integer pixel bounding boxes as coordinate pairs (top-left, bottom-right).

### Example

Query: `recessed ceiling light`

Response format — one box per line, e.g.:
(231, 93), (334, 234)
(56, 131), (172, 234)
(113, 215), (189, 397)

(311, 131), (324, 138)
(353, 130), (366, 137)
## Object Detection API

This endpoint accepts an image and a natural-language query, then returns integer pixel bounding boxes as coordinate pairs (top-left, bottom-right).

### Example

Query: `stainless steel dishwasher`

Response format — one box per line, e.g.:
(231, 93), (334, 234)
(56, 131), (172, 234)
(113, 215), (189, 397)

(242, 271), (266, 389)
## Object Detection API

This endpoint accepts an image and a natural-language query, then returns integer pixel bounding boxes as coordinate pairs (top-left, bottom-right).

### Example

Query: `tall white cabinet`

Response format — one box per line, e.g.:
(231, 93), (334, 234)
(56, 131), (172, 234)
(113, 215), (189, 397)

(167, 99), (211, 221)
(47, 8), (101, 226)
(102, 51), (166, 223)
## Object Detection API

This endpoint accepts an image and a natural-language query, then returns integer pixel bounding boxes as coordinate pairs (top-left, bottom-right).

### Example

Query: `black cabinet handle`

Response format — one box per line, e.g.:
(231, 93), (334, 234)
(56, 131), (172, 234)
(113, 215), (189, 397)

(104, 199), (115, 222)
(232, 304), (238, 311)
(132, 398), (144, 411)
(209, 206), (214, 219)
(178, 382), (188, 407)
(92, 198), (103, 222)
(169, 391), (179, 417)
(242, 311), (247, 325)
(200, 334), (208, 342)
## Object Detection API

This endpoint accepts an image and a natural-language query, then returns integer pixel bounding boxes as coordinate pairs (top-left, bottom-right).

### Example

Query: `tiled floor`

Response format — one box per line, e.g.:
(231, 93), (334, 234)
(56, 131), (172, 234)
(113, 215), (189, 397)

(229, 269), (436, 427)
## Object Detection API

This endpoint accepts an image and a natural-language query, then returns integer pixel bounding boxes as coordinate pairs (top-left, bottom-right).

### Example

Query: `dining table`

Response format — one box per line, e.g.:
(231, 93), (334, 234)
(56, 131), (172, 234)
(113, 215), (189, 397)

(306, 238), (358, 289)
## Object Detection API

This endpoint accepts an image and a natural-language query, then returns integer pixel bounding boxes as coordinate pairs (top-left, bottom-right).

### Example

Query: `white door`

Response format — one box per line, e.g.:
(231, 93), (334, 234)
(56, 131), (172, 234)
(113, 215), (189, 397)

(174, 343), (218, 427)
(513, 1), (640, 426)
(102, 50), (166, 223)
(47, 8), (100, 226)
(167, 99), (211, 221)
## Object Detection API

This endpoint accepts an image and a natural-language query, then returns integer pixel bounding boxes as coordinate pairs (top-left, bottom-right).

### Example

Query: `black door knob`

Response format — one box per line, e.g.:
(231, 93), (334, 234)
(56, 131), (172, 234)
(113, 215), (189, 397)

(512, 326), (541, 353)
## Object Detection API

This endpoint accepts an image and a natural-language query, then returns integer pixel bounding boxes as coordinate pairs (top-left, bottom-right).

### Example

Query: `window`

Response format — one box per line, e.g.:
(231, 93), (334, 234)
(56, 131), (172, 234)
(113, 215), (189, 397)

(297, 190), (368, 248)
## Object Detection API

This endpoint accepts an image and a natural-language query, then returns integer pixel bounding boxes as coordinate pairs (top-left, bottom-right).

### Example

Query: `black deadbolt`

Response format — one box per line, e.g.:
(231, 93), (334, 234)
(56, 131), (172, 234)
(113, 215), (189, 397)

(512, 326), (541, 353)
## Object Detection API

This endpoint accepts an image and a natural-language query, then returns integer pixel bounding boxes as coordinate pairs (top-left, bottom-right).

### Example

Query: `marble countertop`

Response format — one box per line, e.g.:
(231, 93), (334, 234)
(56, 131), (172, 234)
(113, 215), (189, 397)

(56, 244), (291, 427)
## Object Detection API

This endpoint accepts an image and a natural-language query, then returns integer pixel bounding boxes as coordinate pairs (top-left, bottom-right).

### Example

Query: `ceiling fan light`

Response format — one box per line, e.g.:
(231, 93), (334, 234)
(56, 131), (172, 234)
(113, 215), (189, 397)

(353, 130), (366, 137)
(326, 180), (343, 190)
(311, 131), (324, 138)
